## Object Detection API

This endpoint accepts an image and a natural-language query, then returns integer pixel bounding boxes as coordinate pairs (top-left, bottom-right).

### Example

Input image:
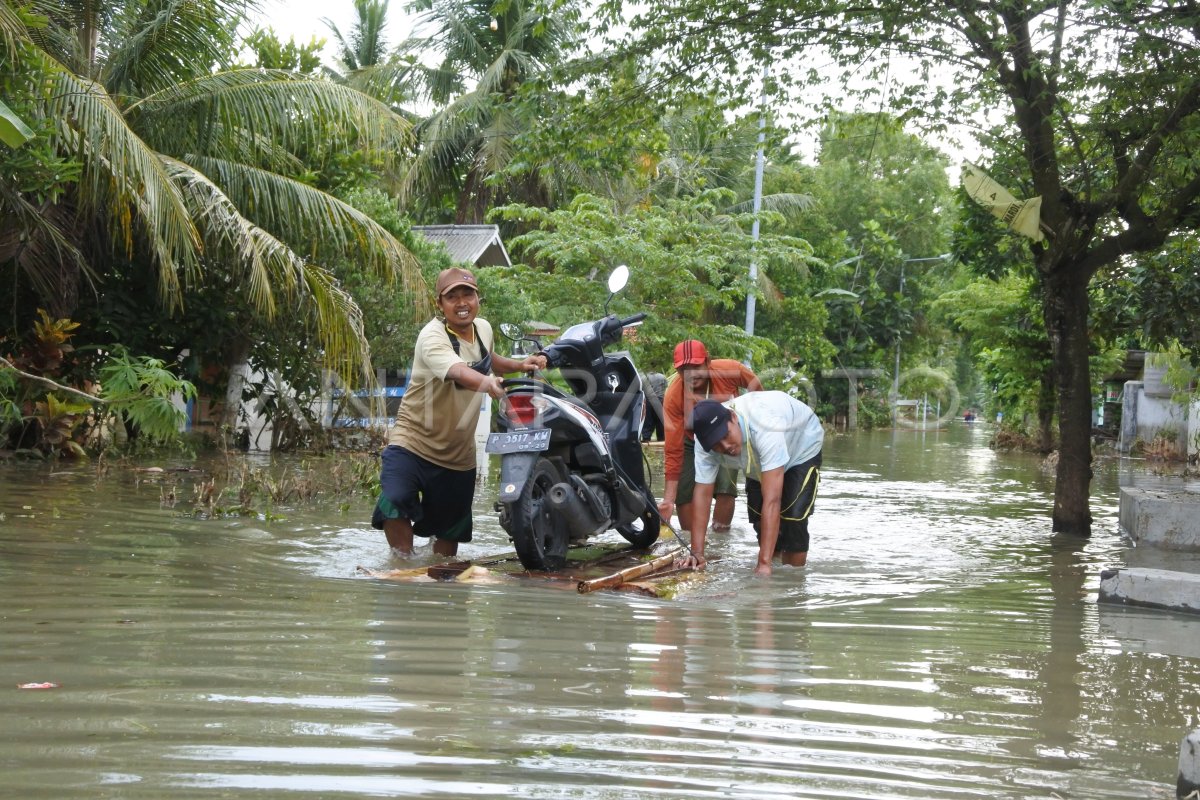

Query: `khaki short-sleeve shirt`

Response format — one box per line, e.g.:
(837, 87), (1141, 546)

(388, 317), (493, 470)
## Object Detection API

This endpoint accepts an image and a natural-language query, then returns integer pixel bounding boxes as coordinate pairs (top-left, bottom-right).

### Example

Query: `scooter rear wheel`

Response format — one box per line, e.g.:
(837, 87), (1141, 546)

(616, 505), (659, 549)
(505, 457), (570, 571)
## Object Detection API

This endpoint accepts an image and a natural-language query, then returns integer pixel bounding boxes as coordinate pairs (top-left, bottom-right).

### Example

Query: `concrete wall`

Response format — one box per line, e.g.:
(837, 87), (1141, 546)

(1120, 380), (1191, 457)
(1190, 398), (1200, 461)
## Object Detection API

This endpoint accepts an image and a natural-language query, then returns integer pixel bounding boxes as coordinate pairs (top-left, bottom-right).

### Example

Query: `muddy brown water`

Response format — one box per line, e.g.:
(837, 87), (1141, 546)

(3, 424), (1200, 798)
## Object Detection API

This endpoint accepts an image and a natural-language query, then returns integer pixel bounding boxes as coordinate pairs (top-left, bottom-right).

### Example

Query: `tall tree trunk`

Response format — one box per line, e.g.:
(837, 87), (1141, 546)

(1042, 261), (1093, 535)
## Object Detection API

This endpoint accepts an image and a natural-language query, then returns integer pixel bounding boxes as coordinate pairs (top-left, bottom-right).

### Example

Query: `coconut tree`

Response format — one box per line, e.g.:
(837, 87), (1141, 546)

(326, 0), (391, 73)
(0, 0), (424, 386)
(324, 0), (419, 109)
(400, 0), (578, 221)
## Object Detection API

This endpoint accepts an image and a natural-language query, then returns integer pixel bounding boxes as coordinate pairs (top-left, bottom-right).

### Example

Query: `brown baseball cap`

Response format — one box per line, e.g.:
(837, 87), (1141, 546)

(434, 267), (478, 298)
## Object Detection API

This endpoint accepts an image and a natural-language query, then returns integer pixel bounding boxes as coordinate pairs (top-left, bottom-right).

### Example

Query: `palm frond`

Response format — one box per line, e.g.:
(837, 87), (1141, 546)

(299, 261), (373, 386)
(184, 154), (424, 294)
(754, 269), (784, 310)
(164, 158), (375, 384)
(131, 69), (412, 166)
(726, 192), (817, 217)
(0, 1), (27, 63)
(103, 0), (249, 97)
(475, 106), (518, 177)
(46, 67), (201, 308)
(324, 19), (360, 72)
(400, 90), (486, 202)
(0, 185), (94, 304)
(162, 156), (299, 317)
(343, 61), (420, 106)
(474, 46), (533, 97)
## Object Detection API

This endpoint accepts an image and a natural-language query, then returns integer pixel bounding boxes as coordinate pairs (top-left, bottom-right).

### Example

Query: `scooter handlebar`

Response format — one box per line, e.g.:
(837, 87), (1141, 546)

(619, 312), (647, 327)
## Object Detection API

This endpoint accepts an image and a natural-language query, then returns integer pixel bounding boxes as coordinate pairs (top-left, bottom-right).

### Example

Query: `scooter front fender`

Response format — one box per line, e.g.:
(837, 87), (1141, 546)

(497, 452), (541, 503)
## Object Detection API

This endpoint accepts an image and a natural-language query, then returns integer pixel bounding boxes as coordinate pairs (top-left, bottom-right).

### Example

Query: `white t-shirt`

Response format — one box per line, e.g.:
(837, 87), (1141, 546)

(694, 391), (824, 483)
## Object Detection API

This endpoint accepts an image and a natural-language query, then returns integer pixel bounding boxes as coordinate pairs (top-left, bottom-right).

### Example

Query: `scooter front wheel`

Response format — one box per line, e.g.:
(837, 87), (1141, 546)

(616, 504), (660, 549)
(504, 457), (570, 571)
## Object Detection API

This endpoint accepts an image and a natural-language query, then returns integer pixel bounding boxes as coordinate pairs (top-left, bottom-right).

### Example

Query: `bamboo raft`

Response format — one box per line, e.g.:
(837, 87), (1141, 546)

(358, 531), (698, 598)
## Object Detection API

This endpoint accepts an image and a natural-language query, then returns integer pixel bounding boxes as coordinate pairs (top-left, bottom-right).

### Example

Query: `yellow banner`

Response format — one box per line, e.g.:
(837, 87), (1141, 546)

(961, 162), (1044, 242)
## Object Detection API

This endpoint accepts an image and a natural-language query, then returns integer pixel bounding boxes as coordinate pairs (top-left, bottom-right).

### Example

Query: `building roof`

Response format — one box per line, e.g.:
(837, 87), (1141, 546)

(525, 321), (560, 336)
(411, 224), (512, 268)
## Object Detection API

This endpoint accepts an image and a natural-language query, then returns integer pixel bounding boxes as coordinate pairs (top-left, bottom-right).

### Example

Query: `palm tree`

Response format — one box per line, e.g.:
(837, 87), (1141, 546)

(400, 0), (578, 222)
(0, 0), (424, 385)
(326, 0), (391, 73)
(324, 0), (419, 109)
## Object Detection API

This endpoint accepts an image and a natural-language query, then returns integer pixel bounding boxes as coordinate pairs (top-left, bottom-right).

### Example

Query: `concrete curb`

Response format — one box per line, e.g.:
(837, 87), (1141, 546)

(1098, 568), (1200, 615)
(1119, 487), (1200, 550)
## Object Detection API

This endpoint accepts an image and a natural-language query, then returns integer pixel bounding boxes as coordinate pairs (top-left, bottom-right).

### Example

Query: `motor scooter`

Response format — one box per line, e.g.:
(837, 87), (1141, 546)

(487, 266), (660, 570)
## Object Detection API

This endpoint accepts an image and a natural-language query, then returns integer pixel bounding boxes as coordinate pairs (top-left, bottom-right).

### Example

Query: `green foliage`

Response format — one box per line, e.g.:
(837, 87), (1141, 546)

(97, 347), (195, 443)
(399, 0), (582, 221)
(492, 190), (829, 372)
(503, 58), (673, 207)
(758, 112), (956, 409)
(932, 274), (1049, 427)
(1097, 234), (1200, 361)
(337, 187), (450, 371)
(242, 28), (326, 73)
(0, 311), (192, 455)
(0, 63), (80, 203)
(604, 0), (1200, 525)
(31, 393), (92, 458)
(1, 0), (422, 394)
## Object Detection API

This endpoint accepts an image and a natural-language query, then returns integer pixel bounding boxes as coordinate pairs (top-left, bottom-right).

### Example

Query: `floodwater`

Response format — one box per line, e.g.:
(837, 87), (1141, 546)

(2, 424), (1199, 799)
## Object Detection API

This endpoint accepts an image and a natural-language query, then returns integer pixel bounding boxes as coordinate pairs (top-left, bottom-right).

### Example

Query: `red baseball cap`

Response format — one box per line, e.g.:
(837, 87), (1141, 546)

(673, 339), (709, 368)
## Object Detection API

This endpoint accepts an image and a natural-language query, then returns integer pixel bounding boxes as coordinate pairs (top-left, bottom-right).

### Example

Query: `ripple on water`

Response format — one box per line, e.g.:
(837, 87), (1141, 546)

(0, 433), (1196, 799)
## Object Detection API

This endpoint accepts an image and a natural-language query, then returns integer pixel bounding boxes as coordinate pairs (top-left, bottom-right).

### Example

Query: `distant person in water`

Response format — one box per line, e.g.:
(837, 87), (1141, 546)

(678, 392), (824, 577)
(372, 267), (546, 556)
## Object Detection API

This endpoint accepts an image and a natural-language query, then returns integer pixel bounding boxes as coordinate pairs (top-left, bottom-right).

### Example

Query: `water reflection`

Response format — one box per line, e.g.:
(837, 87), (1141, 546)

(1, 424), (1198, 798)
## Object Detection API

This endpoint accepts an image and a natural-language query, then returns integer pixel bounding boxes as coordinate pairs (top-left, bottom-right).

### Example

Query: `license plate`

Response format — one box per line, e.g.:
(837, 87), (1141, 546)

(485, 428), (551, 454)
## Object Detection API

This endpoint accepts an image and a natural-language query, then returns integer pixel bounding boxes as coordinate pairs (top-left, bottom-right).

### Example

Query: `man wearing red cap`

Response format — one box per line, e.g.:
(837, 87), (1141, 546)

(657, 339), (762, 532)
(372, 267), (546, 556)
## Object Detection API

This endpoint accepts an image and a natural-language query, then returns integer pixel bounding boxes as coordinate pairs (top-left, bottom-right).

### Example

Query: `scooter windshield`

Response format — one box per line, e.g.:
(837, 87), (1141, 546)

(557, 322), (596, 342)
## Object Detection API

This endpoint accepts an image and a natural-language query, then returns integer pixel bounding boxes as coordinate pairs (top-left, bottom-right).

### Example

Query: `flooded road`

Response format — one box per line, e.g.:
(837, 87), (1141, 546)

(2, 424), (1199, 798)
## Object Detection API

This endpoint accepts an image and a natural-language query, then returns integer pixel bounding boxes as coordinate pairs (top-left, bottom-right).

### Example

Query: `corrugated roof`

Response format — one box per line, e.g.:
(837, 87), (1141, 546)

(411, 224), (512, 268)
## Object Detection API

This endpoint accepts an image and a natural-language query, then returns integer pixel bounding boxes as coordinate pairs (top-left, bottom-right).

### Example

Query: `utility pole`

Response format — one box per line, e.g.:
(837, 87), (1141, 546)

(744, 66), (768, 354)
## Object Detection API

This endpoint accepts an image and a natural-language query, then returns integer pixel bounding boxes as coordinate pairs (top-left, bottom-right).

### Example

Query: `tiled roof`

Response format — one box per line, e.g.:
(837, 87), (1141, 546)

(411, 224), (511, 267)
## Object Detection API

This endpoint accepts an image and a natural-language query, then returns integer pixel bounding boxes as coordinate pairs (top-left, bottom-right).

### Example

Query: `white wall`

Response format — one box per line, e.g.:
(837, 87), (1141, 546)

(1134, 386), (1190, 457)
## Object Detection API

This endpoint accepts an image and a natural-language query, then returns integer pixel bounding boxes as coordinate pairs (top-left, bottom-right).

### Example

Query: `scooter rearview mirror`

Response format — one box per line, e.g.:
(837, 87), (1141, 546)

(604, 264), (630, 315)
(607, 265), (630, 294)
(499, 322), (524, 340)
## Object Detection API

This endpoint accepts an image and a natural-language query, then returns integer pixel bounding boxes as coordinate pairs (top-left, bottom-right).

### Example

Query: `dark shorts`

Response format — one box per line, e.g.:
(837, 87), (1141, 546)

(371, 445), (475, 543)
(678, 437), (739, 504)
(746, 452), (821, 554)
